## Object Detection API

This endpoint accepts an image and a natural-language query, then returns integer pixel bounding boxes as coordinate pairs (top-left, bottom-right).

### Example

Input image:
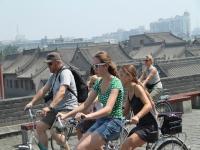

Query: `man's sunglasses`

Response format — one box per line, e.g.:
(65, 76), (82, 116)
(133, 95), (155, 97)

(47, 62), (53, 66)
(92, 63), (106, 69)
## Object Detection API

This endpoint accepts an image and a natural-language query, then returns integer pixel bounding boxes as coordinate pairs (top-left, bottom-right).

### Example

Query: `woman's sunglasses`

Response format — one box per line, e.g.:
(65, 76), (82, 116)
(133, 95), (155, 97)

(92, 63), (106, 69)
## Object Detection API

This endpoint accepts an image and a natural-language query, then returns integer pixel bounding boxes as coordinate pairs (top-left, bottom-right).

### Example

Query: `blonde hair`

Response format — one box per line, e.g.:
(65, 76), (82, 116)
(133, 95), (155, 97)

(145, 54), (154, 63)
(87, 75), (99, 89)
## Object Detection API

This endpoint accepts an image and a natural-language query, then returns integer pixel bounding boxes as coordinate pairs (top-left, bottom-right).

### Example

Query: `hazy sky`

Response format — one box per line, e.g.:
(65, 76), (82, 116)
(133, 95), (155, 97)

(0, 0), (199, 41)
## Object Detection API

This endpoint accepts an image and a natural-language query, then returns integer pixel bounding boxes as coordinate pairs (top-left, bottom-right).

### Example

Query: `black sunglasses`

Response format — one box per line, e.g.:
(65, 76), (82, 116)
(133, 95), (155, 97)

(47, 62), (53, 66)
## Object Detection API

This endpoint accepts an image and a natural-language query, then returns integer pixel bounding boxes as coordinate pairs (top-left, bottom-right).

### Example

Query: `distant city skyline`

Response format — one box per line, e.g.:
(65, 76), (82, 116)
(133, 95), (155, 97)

(0, 0), (199, 41)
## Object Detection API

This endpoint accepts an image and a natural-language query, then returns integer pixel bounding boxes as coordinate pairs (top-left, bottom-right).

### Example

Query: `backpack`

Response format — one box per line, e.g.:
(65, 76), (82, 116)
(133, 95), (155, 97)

(59, 66), (88, 103)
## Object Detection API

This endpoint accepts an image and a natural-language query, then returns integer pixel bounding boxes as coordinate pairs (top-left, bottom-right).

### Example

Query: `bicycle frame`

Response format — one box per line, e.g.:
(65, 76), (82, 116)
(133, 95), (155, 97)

(18, 109), (48, 150)
(104, 119), (131, 150)
(50, 117), (79, 150)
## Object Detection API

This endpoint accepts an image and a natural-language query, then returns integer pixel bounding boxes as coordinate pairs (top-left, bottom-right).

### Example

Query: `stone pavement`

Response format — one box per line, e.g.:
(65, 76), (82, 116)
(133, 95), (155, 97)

(0, 109), (200, 150)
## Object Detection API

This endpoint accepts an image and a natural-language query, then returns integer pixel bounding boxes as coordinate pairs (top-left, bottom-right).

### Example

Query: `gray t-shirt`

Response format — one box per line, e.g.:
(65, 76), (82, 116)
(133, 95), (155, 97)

(46, 67), (78, 110)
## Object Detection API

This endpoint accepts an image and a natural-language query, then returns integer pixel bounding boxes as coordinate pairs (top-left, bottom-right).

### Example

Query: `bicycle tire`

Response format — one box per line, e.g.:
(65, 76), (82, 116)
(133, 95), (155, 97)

(156, 100), (173, 113)
(156, 139), (188, 150)
(50, 127), (73, 150)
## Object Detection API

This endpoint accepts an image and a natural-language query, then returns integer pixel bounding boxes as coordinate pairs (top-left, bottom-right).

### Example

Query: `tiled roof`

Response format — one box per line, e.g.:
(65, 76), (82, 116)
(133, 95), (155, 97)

(17, 48), (76, 78)
(78, 44), (132, 64)
(58, 48), (76, 64)
(131, 44), (162, 59)
(1, 53), (21, 70)
(193, 38), (200, 45)
(156, 46), (185, 59)
(145, 32), (185, 44)
(158, 57), (200, 77)
(17, 56), (47, 78)
(186, 46), (200, 56)
(4, 53), (36, 74)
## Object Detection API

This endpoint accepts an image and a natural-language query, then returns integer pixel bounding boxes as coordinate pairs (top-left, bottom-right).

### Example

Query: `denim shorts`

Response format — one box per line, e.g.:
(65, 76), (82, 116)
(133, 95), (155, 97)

(87, 117), (123, 142)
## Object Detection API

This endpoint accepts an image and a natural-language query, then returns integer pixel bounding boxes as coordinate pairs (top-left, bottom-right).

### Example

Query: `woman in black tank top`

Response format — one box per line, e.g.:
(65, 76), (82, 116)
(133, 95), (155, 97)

(119, 65), (158, 150)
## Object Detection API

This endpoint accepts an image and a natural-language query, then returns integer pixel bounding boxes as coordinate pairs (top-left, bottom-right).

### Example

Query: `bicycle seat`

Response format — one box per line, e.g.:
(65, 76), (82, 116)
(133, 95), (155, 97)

(159, 95), (170, 101)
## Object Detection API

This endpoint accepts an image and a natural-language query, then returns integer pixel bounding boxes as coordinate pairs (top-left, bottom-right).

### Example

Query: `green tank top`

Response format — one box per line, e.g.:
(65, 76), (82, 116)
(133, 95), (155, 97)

(93, 76), (124, 118)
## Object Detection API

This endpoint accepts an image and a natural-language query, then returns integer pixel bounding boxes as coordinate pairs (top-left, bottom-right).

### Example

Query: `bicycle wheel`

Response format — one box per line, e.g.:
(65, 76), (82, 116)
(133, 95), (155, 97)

(157, 139), (188, 150)
(156, 101), (172, 113)
(50, 127), (73, 150)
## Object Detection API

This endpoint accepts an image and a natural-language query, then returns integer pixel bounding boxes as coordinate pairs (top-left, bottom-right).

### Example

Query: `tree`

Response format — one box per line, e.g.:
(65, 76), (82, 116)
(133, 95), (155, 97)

(2, 45), (19, 56)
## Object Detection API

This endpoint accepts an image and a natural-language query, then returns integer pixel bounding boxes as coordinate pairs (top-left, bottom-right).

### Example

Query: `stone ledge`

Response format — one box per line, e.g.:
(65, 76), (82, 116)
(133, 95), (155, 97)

(0, 124), (21, 139)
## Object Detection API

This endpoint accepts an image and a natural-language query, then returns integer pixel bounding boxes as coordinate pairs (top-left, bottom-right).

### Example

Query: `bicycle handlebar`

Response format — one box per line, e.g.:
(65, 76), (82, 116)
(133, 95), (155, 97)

(57, 116), (64, 128)
(54, 116), (79, 130)
(26, 108), (42, 120)
(28, 108), (34, 119)
(124, 119), (131, 125)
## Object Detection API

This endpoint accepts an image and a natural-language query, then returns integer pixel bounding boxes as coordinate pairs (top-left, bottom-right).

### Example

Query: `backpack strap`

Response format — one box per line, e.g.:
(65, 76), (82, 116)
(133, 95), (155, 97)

(58, 66), (78, 98)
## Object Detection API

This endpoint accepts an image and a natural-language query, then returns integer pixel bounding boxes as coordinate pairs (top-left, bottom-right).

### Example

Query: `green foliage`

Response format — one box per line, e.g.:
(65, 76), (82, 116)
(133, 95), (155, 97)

(2, 45), (19, 56)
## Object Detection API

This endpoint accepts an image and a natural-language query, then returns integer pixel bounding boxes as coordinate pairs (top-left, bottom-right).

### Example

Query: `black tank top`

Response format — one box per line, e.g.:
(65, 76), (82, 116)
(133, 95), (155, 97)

(129, 94), (157, 126)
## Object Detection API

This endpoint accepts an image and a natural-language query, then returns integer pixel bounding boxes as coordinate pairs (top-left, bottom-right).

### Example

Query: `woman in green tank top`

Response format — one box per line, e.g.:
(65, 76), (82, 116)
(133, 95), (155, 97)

(57, 51), (124, 150)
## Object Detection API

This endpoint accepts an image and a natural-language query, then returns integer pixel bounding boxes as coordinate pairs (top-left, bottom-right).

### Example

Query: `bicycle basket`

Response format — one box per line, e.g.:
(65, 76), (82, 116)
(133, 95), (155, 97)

(161, 112), (182, 135)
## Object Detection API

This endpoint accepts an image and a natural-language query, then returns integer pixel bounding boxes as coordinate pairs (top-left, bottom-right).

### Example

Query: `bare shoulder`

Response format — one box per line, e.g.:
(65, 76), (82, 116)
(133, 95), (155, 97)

(127, 82), (137, 96)
(134, 84), (145, 97)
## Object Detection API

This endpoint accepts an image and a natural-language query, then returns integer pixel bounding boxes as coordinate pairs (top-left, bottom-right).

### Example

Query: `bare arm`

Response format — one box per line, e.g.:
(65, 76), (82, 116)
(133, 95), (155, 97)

(142, 68), (157, 86)
(123, 97), (131, 118)
(138, 71), (145, 82)
(49, 85), (67, 108)
(58, 89), (98, 119)
(31, 84), (50, 105)
(134, 85), (152, 120)
(85, 89), (119, 120)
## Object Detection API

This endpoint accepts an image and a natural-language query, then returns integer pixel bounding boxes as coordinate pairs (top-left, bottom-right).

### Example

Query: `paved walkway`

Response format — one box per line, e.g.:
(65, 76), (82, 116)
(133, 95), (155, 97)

(0, 109), (200, 150)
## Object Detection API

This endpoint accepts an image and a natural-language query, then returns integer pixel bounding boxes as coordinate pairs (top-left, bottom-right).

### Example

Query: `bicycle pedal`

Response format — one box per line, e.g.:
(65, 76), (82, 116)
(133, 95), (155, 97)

(18, 145), (29, 150)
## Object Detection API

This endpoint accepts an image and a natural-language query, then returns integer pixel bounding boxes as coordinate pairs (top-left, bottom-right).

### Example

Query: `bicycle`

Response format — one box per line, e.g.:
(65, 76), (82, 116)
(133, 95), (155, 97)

(144, 112), (189, 150)
(50, 116), (79, 150)
(18, 108), (48, 150)
(155, 95), (173, 113)
(103, 119), (130, 150)
(106, 111), (189, 150)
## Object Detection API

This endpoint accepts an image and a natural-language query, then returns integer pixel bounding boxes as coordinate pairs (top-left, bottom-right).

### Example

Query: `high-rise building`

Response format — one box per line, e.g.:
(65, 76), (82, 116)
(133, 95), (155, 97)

(150, 12), (190, 39)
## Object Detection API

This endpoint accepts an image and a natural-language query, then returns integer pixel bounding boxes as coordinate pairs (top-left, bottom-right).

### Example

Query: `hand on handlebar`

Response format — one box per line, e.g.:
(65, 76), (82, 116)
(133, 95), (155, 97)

(56, 112), (67, 120)
(75, 112), (86, 121)
(24, 102), (33, 111)
(130, 116), (139, 124)
(42, 107), (51, 116)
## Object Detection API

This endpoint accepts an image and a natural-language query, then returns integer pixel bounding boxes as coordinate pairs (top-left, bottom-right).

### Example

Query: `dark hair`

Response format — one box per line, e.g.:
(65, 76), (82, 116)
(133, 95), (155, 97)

(94, 51), (118, 77)
(90, 66), (95, 76)
(121, 65), (138, 83)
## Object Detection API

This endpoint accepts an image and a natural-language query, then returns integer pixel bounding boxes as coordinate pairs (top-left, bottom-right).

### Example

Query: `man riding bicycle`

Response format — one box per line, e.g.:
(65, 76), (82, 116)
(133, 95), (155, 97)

(24, 52), (78, 150)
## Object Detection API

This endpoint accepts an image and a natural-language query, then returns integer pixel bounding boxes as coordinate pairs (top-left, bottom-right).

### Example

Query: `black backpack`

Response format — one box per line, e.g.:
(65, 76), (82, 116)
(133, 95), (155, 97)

(59, 66), (88, 103)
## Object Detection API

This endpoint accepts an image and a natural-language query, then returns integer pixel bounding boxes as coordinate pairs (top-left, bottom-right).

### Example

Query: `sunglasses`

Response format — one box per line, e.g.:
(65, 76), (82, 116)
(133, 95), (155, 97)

(144, 59), (150, 62)
(47, 62), (53, 66)
(92, 63), (106, 69)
